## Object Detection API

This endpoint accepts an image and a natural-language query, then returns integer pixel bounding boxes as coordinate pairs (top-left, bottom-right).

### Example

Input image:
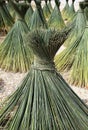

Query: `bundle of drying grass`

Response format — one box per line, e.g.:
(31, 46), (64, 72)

(55, 2), (88, 88)
(0, 1), (14, 31)
(16, 2), (29, 17)
(30, 0), (48, 30)
(48, 0), (65, 30)
(30, 9), (44, 30)
(47, 0), (53, 13)
(30, 8), (44, 30)
(24, 1), (33, 29)
(63, 2), (86, 47)
(68, 0), (76, 22)
(0, 19), (33, 72)
(43, 0), (51, 20)
(70, 24), (88, 87)
(7, 1), (29, 22)
(8, 0), (29, 21)
(7, 1), (16, 21)
(0, 29), (88, 130)
(0, 0), (33, 72)
(62, 0), (70, 21)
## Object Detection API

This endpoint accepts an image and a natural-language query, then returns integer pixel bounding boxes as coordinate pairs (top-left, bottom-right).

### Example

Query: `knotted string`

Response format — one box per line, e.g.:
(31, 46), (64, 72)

(31, 56), (56, 71)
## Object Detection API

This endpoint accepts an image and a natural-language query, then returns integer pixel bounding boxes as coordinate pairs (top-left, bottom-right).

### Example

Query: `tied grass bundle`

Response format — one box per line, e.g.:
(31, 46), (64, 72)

(47, 0), (53, 13)
(70, 24), (88, 87)
(0, 1), (14, 31)
(43, 0), (51, 20)
(55, 22), (88, 88)
(34, 0), (48, 29)
(30, 0), (48, 30)
(16, 2), (29, 17)
(48, 2), (65, 30)
(67, 0), (76, 22)
(62, 0), (70, 21)
(0, 29), (88, 130)
(0, 20), (33, 72)
(63, 6), (86, 47)
(25, 4), (34, 29)
(55, 5), (88, 88)
(30, 8), (46, 30)
(7, 2), (16, 21)
(55, 8), (86, 70)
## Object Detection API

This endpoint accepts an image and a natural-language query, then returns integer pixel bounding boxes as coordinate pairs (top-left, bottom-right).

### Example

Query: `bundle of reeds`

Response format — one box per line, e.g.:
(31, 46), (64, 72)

(8, 0), (29, 20)
(16, 2), (29, 16)
(55, 1), (88, 88)
(0, 0), (14, 31)
(43, 0), (51, 20)
(63, 2), (86, 47)
(0, 0), (33, 72)
(48, 0), (65, 30)
(30, 0), (48, 30)
(24, 0), (33, 29)
(0, 29), (88, 130)
(68, 0), (76, 22)
(47, 0), (53, 13)
(7, 1), (16, 21)
(0, 19), (33, 72)
(62, 0), (70, 21)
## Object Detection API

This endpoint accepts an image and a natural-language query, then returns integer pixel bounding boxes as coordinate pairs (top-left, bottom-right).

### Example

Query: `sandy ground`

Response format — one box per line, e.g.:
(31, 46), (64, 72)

(0, 69), (26, 102)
